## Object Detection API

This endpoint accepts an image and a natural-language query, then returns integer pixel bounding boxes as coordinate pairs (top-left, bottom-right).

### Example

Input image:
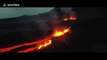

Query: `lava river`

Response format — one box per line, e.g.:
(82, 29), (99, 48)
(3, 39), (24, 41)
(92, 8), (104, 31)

(0, 27), (71, 53)
(0, 15), (77, 53)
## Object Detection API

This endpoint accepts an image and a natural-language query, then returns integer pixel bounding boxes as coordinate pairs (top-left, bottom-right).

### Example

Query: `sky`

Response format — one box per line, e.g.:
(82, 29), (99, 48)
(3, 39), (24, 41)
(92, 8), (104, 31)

(0, 7), (54, 19)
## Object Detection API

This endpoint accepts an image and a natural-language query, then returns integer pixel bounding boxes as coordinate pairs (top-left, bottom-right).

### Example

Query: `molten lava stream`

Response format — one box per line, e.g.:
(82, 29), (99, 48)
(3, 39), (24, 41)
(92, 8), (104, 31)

(0, 27), (71, 53)
(18, 27), (71, 53)
(53, 27), (71, 37)
(0, 37), (52, 53)
(17, 38), (52, 53)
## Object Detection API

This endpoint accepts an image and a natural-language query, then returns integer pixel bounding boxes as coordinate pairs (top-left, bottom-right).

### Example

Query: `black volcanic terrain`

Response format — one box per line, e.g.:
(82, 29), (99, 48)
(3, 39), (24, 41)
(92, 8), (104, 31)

(0, 7), (107, 52)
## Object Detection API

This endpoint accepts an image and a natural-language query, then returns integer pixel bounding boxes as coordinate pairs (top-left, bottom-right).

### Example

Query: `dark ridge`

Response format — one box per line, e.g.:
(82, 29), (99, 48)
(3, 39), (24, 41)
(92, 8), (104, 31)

(0, 7), (107, 52)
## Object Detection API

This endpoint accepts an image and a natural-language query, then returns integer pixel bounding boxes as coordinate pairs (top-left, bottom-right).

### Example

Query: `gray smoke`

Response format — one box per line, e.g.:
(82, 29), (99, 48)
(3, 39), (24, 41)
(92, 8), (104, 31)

(0, 7), (77, 36)
(35, 7), (76, 31)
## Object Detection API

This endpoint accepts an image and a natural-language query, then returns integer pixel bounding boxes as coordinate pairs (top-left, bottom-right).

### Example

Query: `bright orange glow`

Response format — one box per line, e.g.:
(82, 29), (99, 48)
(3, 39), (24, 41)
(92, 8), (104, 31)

(64, 18), (68, 21)
(17, 37), (52, 53)
(63, 16), (77, 21)
(0, 16), (73, 53)
(17, 27), (71, 53)
(0, 37), (52, 53)
(38, 40), (52, 49)
(64, 28), (70, 33)
(53, 31), (64, 37)
(0, 41), (38, 53)
(70, 16), (77, 20)
(70, 17), (73, 20)
(53, 27), (71, 37)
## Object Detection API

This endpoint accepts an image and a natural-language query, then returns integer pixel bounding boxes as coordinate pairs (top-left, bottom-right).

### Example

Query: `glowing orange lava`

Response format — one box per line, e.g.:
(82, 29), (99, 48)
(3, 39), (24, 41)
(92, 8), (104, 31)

(64, 18), (68, 21)
(37, 39), (52, 49)
(70, 16), (77, 20)
(17, 38), (52, 53)
(0, 16), (75, 53)
(0, 37), (52, 53)
(0, 26), (71, 53)
(0, 27), (71, 53)
(63, 16), (77, 21)
(53, 27), (71, 37)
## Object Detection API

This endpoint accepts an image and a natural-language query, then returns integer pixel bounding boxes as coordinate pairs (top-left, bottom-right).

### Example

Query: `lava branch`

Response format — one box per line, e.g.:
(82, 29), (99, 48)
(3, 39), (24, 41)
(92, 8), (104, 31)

(17, 39), (52, 53)
(0, 11), (77, 53)
(0, 27), (71, 53)
(0, 36), (52, 53)
(17, 37), (52, 53)
(17, 27), (71, 53)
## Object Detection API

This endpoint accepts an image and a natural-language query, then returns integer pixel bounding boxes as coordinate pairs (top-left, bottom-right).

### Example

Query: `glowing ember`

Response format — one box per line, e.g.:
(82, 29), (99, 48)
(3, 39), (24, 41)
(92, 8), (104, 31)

(70, 16), (77, 20)
(64, 18), (68, 21)
(37, 40), (52, 49)
(63, 16), (77, 21)
(64, 27), (71, 33)
(53, 32), (64, 37)
(53, 27), (71, 37)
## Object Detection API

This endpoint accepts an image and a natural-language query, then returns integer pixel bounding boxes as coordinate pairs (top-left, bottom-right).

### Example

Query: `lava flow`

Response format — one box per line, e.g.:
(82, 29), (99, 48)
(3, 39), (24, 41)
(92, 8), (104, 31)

(0, 37), (52, 53)
(53, 27), (71, 37)
(17, 37), (52, 53)
(0, 27), (71, 53)
(64, 16), (77, 21)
